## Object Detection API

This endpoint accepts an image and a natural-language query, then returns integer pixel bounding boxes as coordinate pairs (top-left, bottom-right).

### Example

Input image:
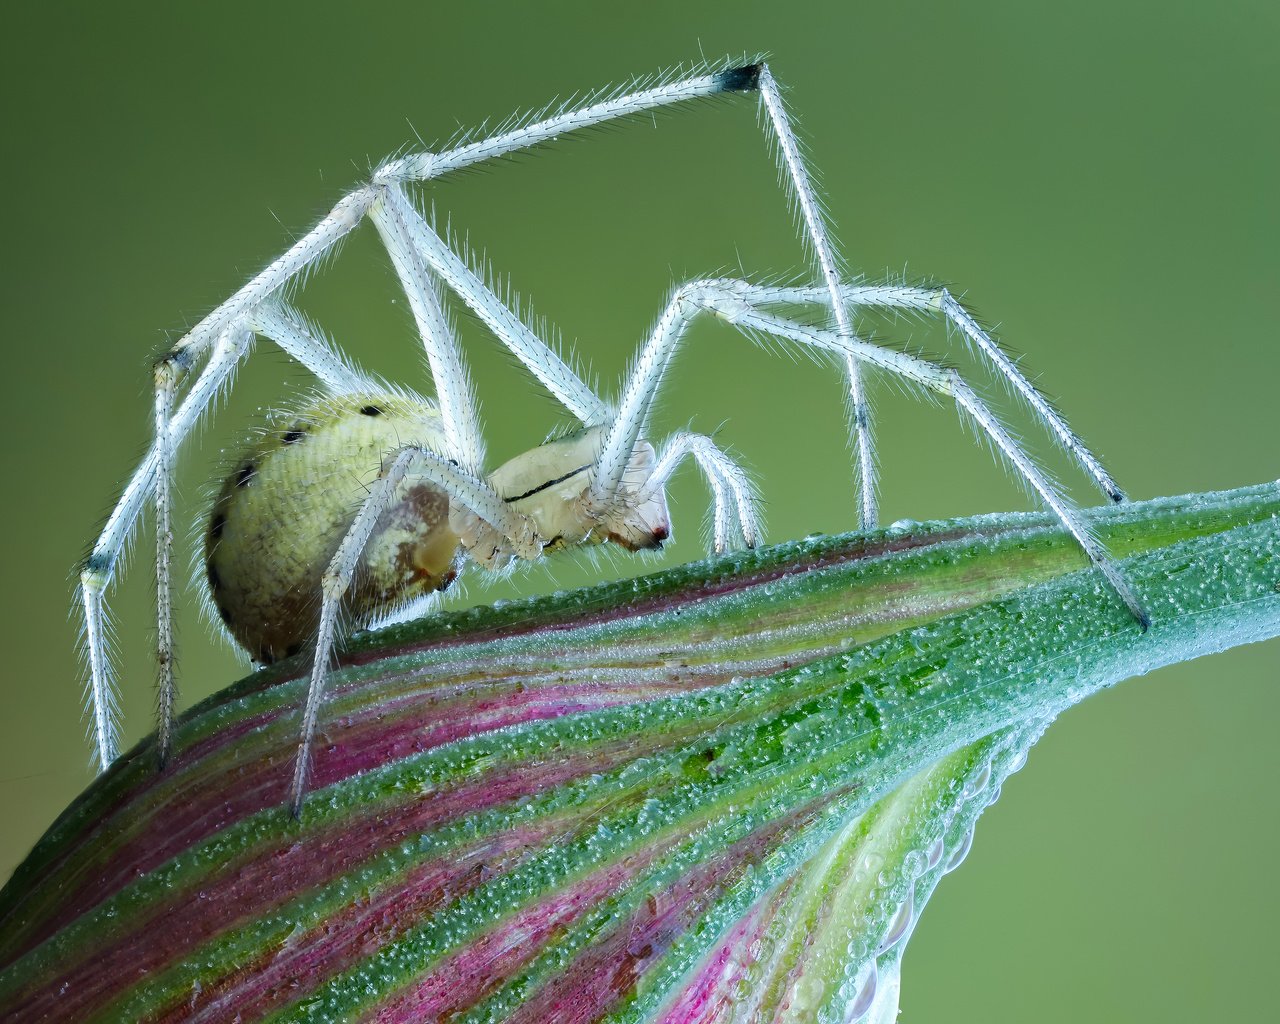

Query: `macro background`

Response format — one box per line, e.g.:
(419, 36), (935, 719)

(1, 2), (1276, 1021)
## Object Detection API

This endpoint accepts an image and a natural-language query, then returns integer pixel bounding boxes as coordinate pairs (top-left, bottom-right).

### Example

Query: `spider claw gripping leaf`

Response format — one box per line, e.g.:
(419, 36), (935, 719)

(10, 484), (1279, 1023)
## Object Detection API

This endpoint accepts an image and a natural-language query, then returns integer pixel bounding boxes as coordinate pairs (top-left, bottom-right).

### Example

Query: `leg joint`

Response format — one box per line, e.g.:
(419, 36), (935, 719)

(675, 278), (753, 322)
(80, 558), (110, 591)
(711, 63), (764, 94)
(372, 153), (436, 187)
(671, 278), (723, 307)
(154, 348), (193, 383)
(321, 570), (352, 601)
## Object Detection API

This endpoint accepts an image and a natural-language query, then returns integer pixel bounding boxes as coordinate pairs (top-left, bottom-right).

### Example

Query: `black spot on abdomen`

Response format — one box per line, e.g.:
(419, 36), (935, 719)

(281, 429), (306, 444)
(360, 405), (383, 417)
(235, 463), (257, 488)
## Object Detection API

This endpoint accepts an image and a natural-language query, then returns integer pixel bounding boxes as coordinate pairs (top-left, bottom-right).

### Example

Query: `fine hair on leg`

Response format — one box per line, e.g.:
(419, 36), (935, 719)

(739, 282), (1124, 503)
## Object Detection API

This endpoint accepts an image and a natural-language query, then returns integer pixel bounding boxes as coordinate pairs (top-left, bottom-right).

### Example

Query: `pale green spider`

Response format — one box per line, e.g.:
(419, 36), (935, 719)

(77, 61), (1144, 815)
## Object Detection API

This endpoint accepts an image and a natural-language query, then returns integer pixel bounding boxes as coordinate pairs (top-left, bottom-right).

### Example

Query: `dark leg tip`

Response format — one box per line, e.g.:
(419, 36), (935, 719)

(1137, 610), (1152, 633)
(712, 63), (763, 93)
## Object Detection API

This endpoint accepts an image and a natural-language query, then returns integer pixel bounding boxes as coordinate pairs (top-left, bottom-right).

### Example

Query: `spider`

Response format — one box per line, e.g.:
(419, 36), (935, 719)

(77, 61), (1147, 815)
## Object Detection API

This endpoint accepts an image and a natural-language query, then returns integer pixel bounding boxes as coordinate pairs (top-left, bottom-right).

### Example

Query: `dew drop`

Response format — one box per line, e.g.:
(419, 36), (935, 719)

(844, 961), (878, 1022)
(945, 827), (975, 873)
(962, 761), (991, 800)
(867, 969), (901, 1024)
(791, 973), (826, 1012)
(926, 836), (946, 871)
(878, 890), (914, 953)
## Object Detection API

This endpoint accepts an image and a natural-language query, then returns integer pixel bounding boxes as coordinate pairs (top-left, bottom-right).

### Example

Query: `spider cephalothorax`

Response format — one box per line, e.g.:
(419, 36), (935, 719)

(79, 60), (1145, 815)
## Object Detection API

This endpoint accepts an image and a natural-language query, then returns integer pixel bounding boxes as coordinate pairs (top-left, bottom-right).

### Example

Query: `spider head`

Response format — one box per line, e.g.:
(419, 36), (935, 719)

(489, 427), (671, 556)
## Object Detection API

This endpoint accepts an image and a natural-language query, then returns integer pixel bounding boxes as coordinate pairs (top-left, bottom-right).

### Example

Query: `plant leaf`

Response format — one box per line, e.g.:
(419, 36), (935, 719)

(1, 483), (1277, 1023)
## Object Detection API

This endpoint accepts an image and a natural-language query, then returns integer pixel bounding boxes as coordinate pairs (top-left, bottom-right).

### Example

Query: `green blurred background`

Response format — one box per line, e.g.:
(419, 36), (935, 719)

(2, 1), (1275, 1019)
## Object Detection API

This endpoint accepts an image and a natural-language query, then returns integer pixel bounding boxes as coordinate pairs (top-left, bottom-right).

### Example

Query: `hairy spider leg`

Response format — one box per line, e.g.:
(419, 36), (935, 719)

(737, 283), (1125, 503)
(81, 328), (250, 769)
(152, 359), (177, 764)
(756, 67), (876, 529)
(370, 194), (484, 474)
(590, 278), (1149, 627)
(81, 312), (369, 769)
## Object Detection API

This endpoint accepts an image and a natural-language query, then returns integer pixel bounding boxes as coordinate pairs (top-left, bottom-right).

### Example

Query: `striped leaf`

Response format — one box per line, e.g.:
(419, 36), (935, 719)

(1, 483), (1277, 1023)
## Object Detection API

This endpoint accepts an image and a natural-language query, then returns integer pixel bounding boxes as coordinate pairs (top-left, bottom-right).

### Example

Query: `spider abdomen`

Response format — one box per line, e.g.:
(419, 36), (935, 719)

(205, 392), (459, 664)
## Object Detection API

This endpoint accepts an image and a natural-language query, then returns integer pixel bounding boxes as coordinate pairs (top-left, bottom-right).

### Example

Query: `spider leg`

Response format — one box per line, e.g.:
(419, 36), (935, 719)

(756, 68), (876, 530)
(643, 432), (759, 553)
(153, 361), (177, 766)
(375, 186), (607, 425)
(372, 64), (766, 186)
(737, 283), (1125, 503)
(933, 290), (1125, 499)
(370, 190), (485, 472)
(247, 302), (372, 396)
(289, 445), (536, 815)
(80, 327), (251, 769)
(591, 278), (1148, 628)
(80, 309), (373, 772)
(153, 62), (770, 423)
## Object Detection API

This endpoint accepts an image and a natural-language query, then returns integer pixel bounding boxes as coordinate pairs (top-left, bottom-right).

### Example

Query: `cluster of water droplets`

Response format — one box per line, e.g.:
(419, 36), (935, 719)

(831, 734), (1036, 1023)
